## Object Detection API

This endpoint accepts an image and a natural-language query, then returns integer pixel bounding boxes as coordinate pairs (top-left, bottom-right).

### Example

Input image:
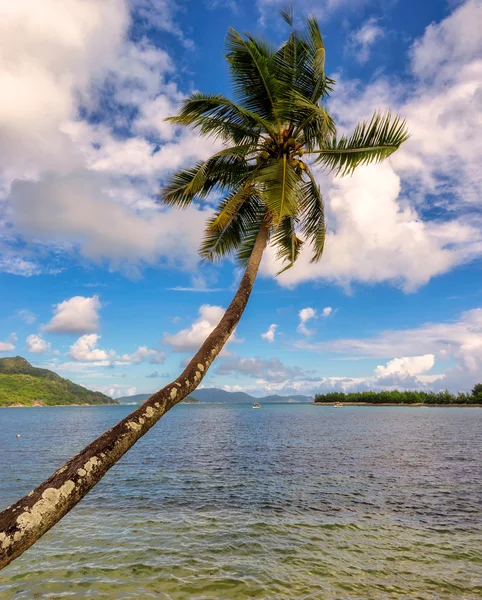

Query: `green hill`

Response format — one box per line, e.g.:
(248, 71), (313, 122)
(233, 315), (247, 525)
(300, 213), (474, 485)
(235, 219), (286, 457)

(0, 356), (117, 407)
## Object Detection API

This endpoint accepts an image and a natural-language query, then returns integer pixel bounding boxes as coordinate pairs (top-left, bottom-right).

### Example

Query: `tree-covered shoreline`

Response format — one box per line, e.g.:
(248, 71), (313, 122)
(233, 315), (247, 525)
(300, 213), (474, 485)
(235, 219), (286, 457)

(314, 385), (482, 405)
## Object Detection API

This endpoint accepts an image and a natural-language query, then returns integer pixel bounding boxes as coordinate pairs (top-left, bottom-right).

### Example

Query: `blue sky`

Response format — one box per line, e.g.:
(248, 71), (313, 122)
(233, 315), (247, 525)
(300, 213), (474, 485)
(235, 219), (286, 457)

(0, 0), (481, 398)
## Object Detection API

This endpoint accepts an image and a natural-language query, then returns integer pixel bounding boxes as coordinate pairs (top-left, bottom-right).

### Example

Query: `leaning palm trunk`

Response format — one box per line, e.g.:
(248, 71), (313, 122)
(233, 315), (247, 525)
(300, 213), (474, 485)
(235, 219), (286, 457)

(0, 222), (269, 570)
(0, 8), (409, 570)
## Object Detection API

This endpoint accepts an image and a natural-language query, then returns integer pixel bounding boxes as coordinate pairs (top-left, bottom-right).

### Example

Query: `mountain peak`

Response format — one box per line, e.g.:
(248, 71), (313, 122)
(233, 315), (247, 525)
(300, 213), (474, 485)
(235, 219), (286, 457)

(0, 356), (34, 373)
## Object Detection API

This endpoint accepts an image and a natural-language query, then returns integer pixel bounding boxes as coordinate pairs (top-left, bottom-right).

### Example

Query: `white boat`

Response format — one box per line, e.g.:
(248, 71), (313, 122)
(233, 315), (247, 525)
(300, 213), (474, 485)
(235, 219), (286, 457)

(252, 403), (261, 409)
(334, 402), (344, 407)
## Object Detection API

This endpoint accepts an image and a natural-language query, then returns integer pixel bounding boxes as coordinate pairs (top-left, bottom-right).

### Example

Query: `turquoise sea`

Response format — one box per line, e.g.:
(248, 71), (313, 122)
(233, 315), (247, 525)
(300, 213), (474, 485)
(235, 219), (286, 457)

(0, 403), (481, 599)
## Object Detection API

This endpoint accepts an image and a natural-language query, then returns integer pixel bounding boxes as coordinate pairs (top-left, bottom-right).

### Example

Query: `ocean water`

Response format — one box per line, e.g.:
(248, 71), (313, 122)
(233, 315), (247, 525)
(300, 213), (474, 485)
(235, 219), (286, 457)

(0, 403), (481, 599)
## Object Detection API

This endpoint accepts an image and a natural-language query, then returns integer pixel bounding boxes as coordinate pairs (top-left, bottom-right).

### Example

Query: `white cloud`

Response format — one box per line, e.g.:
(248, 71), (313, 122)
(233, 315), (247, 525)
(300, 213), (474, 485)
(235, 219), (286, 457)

(322, 307), (333, 318)
(16, 309), (37, 324)
(0, 0), (129, 183)
(0, 333), (17, 353)
(300, 308), (482, 358)
(348, 17), (384, 64)
(0, 0), (221, 275)
(116, 346), (166, 365)
(216, 354), (306, 383)
(261, 324), (277, 343)
(375, 354), (435, 377)
(68, 334), (112, 362)
(43, 296), (102, 334)
(26, 334), (51, 354)
(163, 304), (238, 352)
(11, 171), (211, 273)
(67, 334), (166, 365)
(221, 384), (244, 393)
(410, 0), (482, 83)
(0, 255), (41, 277)
(130, 0), (189, 46)
(299, 308), (482, 392)
(97, 384), (137, 399)
(297, 307), (317, 336)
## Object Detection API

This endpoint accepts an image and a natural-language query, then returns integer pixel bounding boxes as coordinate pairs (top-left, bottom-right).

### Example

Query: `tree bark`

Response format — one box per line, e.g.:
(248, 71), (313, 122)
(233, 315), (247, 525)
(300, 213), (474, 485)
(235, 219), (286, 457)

(0, 221), (270, 570)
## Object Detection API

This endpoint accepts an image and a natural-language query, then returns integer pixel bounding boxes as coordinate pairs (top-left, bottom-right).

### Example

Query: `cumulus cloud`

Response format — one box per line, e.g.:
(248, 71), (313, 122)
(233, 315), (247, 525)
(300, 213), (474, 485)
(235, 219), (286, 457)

(261, 324), (277, 343)
(0, 0), (128, 182)
(409, 0), (482, 83)
(0, 0), (220, 275)
(97, 384), (137, 399)
(68, 334), (112, 362)
(163, 304), (238, 352)
(68, 334), (165, 365)
(11, 171), (210, 272)
(297, 307), (317, 336)
(374, 354), (435, 377)
(322, 307), (333, 318)
(43, 296), (102, 334)
(216, 354), (306, 383)
(116, 346), (165, 365)
(348, 17), (384, 64)
(26, 334), (51, 354)
(0, 333), (17, 353)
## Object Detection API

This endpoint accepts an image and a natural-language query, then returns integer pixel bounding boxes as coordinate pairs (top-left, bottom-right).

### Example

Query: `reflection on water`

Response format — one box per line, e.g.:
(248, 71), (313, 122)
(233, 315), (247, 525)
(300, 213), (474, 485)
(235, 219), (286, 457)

(0, 404), (481, 599)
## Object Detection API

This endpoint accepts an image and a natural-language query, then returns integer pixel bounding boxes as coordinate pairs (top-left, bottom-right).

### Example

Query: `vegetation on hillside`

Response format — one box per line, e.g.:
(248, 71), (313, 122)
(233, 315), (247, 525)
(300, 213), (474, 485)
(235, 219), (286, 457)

(0, 356), (116, 407)
(314, 385), (482, 405)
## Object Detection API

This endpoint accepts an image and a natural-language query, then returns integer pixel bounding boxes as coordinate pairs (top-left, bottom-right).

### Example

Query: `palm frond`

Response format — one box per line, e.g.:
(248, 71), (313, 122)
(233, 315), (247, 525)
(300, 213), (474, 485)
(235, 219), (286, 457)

(160, 153), (251, 208)
(305, 16), (327, 103)
(236, 207), (269, 266)
(166, 93), (276, 143)
(208, 184), (254, 230)
(298, 168), (326, 262)
(273, 17), (333, 105)
(271, 216), (304, 274)
(254, 156), (301, 221)
(279, 3), (294, 26)
(275, 91), (335, 147)
(225, 28), (279, 123)
(200, 195), (263, 262)
(312, 112), (410, 175)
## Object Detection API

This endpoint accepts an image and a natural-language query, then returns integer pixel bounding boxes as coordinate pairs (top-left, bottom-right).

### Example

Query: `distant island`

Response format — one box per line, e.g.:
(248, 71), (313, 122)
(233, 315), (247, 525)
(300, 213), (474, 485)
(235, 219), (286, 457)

(117, 388), (312, 404)
(0, 356), (117, 407)
(116, 392), (200, 404)
(314, 386), (482, 406)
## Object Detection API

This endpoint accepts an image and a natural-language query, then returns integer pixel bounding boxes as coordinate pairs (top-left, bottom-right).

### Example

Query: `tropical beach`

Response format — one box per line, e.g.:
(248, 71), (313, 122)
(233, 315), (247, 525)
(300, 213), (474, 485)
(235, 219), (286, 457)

(1, 0), (482, 597)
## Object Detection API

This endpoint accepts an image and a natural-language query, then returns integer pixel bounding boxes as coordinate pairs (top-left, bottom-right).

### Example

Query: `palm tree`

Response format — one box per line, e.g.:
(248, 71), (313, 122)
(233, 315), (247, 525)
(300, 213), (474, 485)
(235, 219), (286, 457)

(0, 12), (408, 569)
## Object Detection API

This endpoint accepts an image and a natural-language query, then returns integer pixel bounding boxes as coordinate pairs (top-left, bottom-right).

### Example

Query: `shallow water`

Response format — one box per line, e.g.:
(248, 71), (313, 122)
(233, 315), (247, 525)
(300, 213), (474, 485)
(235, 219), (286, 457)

(0, 403), (481, 599)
